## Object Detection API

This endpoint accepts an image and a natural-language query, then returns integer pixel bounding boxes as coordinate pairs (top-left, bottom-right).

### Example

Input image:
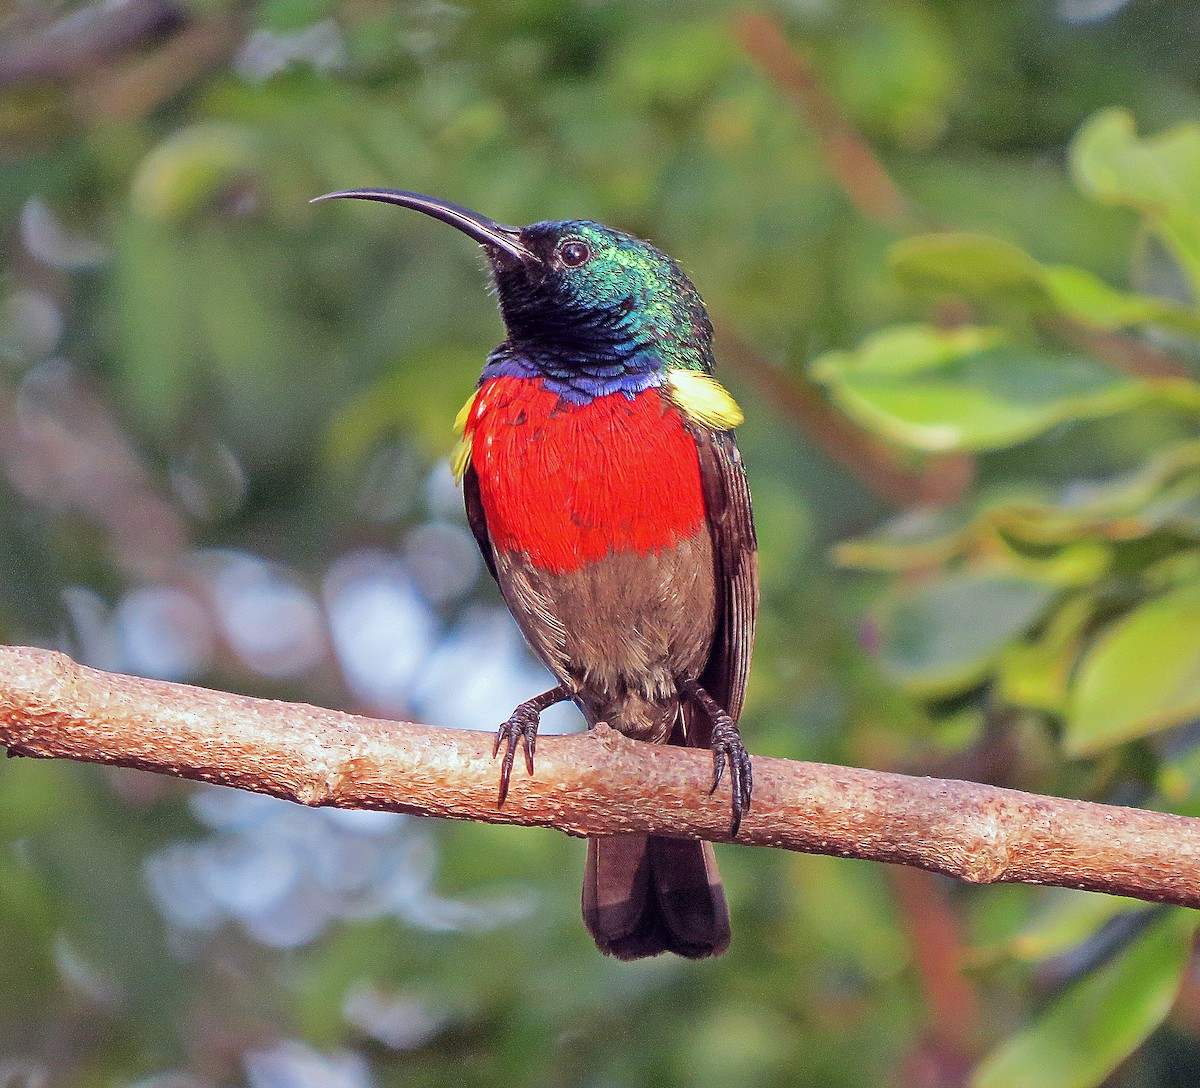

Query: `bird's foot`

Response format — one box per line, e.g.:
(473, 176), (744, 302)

(492, 684), (571, 806)
(709, 714), (753, 838)
(681, 679), (753, 837)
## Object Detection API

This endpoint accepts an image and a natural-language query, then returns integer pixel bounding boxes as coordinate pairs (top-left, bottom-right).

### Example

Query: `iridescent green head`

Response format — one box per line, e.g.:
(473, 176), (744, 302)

(494, 218), (714, 372)
(311, 189), (716, 375)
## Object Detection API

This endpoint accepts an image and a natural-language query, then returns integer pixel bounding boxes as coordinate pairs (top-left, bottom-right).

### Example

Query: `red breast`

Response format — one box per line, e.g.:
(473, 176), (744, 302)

(464, 376), (707, 574)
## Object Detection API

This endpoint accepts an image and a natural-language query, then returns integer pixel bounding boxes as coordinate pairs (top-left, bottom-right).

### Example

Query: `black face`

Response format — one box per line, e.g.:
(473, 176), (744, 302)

(484, 220), (669, 361)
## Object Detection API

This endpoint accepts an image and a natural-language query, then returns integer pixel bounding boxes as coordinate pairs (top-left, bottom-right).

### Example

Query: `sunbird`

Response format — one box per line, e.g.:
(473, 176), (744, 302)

(314, 189), (758, 959)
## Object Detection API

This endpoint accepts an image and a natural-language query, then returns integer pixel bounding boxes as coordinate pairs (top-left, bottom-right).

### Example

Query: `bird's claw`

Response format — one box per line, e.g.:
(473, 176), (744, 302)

(493, 706), (539, 806)
(709, 713), (753, 838)
(490, 684), (571, 807)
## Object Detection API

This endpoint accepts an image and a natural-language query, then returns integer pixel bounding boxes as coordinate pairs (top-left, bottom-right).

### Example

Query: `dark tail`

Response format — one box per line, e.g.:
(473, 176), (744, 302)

(582, 833), (730, 960)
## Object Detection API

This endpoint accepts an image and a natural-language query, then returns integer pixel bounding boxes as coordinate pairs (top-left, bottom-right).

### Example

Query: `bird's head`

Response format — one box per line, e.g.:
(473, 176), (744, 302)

(313, 189), (715, 374)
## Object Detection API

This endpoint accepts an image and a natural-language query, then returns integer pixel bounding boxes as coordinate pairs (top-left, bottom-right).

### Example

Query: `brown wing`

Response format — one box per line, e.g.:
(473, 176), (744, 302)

(463, 463), (499, 584)
(689, 425), (758, 728)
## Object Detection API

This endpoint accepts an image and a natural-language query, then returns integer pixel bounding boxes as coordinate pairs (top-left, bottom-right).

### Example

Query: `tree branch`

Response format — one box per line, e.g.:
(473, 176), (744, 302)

(733, 11), (912, 226)
(2, 644), (1199, 909)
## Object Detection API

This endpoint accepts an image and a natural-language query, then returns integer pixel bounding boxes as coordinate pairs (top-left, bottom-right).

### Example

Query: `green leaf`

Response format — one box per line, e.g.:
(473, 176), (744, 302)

(891, 232), (1200, 334)
(998, 596), (1097, 715)
(823, 1), (957, 148)
(1071, 108), (1200, 299)
(1005, 891), (1145, 965)
(1067, 577), (1200, 756)
(787, 853), (907, 980)
(131, 123), (261, 223)
(110, 213), (196, 438)
(811, 322), (1004, 380)
(972, 910), (1196, 1088)
(1158, 737), (1200, 808)
(838, 440), (1200, 574)
(1041, 264), (1200, 335)
(874, 572), (1056, 695)
(323, 345), (482, 474)
(890, 233), (1043, 298)
(835, 504), (978, 570)
(814, 343), (1149, 452)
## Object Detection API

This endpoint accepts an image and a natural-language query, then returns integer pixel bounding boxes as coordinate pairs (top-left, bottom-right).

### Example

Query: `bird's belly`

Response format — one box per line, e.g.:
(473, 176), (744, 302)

(496, 533), (717, 740)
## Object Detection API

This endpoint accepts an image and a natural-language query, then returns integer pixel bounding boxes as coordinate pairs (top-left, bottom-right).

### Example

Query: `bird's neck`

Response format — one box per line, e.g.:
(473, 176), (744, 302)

(493, 291), (716, 404)
(481, 343), (666, 403)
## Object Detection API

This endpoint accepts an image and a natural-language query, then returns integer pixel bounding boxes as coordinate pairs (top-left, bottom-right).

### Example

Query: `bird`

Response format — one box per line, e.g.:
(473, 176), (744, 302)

(313, 188), (758, 959)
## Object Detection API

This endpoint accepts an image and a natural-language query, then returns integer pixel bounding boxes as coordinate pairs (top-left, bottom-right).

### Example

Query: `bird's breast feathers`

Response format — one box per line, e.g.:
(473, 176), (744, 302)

(453, 373), (742, 574)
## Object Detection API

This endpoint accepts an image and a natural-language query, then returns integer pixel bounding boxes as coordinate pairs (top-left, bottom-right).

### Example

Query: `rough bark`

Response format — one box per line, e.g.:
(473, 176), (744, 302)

(2, 645), (1198, 910)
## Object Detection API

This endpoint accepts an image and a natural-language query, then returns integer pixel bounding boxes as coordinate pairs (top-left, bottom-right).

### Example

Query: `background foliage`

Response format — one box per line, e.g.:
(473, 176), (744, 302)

(3, 1), (1200, 1086)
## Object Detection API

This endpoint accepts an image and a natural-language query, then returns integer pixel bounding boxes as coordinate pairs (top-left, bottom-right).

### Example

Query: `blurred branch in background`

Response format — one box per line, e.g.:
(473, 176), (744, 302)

(733, 11), (911, 227)
(4, 644), (1200, 911)
(0, 0), (187, 89)
(1049, 317), (1192, 381)
(889, 867), (984, 1086)
(80, 14), (243, 124)
(727, 12), (976, 509)
(0, 364), (189, 581)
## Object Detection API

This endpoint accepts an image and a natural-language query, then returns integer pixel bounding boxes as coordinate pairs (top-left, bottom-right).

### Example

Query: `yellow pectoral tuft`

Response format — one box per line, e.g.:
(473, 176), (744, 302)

(666, 368), (745, 430)
(450, 389), (478, 483)
(450, 436), (473, 483)
(453, 389), (478, 435)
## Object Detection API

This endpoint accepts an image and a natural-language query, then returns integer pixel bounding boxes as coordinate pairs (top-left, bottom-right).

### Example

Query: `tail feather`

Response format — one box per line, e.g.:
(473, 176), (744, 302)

(583, 833), (730, 960)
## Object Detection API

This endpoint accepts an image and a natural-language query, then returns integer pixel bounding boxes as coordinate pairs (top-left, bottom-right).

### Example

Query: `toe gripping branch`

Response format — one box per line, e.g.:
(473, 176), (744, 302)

(680, 679), (754, 838)
(492, 683), (572, 805)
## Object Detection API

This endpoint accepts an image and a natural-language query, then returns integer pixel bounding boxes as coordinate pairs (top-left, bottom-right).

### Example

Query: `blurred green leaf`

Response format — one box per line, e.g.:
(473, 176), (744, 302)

(823, 0), (958, 148)
(1068, 578), (1200, 756)
(111, 213), (196, 438)
(873, 572), (1056, 695)
(1003, 891), (1144, 966)
(130, 123), (261, 223)
(891, 232), (1200, 334)
(890, 234), (1043, 298)
(972, 910), (1196, 1088)
(839, 440), (1200, 575)
(1072, 108), (1200, 300)
(998, 595), (1095, 715)
(811, 322), (1005, 379)
(1157, 737), (1200, 810)
(260, 0), (337, 31)
(835, 504), (978, 571)
(323, 345), (481, 475)
(1041, 264), (1200, 335)
(995, 539), (1111, 588)
(610, 23), (736, 109)
(787, 853), (907, 980)
(814, 342), (1156, 452)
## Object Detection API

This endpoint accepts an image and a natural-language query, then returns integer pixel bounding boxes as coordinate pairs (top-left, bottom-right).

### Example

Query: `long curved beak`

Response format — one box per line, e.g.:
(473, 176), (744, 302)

(310, 188), (536, 263)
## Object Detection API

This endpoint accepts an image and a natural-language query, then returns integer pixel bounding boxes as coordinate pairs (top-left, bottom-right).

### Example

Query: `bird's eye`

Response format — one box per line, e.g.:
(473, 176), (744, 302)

(559, 240), (591, 267)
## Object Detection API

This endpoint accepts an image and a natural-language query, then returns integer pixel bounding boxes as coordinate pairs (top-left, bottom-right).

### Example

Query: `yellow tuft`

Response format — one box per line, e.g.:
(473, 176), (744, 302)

(666, 368), (744, 430)
(453, 389), (478, 435)
(450, 389), (478, 483)
(450, 436), (473, 483)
